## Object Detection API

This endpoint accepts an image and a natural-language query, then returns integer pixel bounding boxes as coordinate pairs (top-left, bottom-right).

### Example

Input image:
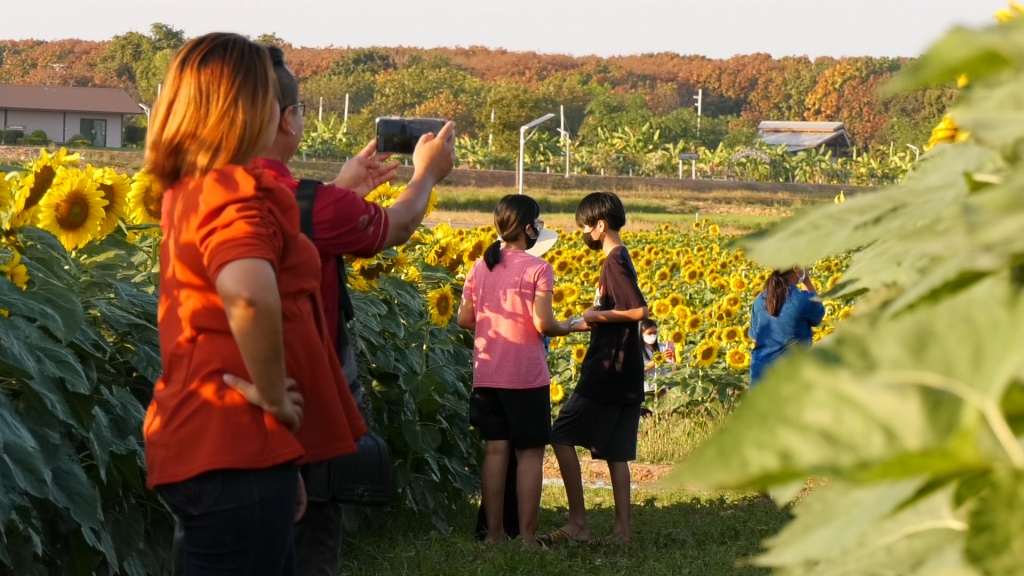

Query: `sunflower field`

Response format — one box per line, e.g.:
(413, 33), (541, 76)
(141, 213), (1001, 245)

(0, 148), (855, 572)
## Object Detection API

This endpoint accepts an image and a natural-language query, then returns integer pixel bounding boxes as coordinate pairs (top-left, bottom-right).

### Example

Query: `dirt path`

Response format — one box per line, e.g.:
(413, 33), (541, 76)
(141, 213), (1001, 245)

(543, 453), (674, 485)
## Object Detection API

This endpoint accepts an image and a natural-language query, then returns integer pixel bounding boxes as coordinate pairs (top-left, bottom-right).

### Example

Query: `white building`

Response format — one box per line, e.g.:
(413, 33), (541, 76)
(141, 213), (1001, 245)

(0, 84), (143, 148)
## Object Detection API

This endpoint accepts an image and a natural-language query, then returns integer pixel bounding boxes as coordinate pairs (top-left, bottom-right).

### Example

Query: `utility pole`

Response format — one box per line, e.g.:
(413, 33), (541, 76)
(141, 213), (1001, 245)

(694, 88), (703, 140)
(560, 104), (570, 177)
(343, 93), (349, 133)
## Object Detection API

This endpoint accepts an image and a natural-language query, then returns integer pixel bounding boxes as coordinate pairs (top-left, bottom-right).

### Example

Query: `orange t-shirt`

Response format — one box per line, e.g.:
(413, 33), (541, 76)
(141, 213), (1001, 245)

(144, 165), (367, 488)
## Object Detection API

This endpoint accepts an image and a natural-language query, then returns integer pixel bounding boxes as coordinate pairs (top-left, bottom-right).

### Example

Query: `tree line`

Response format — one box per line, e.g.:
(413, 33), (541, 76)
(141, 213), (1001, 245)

(0, 24), (953, 174)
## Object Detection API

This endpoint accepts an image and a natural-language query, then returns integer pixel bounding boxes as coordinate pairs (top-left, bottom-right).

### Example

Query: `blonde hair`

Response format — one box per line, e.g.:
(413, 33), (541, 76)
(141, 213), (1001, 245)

(145, 32), (279, 189)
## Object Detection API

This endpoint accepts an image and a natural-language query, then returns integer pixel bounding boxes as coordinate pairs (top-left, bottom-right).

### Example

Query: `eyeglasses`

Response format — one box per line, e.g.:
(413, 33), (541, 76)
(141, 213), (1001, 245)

(282, 101), (307, 116)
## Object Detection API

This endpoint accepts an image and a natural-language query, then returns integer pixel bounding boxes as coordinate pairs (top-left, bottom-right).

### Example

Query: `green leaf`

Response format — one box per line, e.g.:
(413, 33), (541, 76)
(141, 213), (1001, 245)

(759, 480), (973, 573)
(965, 468), (1024, 576)
(669, 275), (1024, 491)
(885, 18), (1024, 94)
(401, 419), (442, 454)
(0, 396), (50, 498)
(0, 316), (91, 394)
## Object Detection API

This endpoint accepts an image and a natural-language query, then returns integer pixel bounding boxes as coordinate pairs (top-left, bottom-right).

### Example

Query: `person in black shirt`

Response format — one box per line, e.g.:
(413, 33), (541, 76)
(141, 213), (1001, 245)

(541, 192), (648, 546)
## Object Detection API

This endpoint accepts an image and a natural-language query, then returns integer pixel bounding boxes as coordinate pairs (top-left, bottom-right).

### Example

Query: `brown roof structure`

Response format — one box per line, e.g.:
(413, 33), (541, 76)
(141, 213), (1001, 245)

(757, 121), (851, 154)
(0, 84), (141, 115)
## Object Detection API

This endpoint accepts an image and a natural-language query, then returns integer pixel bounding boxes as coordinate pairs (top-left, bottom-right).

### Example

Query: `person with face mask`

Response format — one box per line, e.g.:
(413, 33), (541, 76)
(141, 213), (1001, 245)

(456, 194), (587, 547)
(749, 266), (825, 388)
(542, 191), (649, 546)
(640, 319), (674, 394)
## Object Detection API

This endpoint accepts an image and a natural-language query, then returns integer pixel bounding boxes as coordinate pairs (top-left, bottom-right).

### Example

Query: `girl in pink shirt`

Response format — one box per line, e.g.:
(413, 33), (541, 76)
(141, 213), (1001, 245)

(457, 194), (587, 546)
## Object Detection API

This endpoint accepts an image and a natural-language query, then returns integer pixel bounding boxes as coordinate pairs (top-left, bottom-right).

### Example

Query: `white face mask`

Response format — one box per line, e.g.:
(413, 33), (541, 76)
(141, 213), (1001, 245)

(643, 334), (658, 345)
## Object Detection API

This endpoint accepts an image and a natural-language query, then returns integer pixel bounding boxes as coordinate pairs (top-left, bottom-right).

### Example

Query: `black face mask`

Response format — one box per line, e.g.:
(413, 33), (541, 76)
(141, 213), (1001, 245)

(583, 230), (603, 251)
(525, 225), (539, 250)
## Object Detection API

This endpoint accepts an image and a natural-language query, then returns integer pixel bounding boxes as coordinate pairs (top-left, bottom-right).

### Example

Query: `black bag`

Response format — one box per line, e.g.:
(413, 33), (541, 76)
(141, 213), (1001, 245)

(296, 178), (393, 507)
(302, 433), (393, 506)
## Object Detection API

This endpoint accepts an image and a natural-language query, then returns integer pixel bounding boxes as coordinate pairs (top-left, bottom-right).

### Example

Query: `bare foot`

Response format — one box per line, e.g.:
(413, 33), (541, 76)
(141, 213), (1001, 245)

(560, 524), (591, 543)
(609, 529), (631, 544)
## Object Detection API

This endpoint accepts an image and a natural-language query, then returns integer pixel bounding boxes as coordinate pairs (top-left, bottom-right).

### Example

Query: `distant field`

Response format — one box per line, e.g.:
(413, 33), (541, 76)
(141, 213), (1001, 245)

(0, 147), (841, 233)
(429, 185), (819, 234)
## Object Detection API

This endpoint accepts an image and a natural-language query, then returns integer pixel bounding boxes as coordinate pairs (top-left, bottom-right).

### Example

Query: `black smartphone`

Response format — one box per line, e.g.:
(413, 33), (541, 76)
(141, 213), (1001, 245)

(375, 117), (446, 154)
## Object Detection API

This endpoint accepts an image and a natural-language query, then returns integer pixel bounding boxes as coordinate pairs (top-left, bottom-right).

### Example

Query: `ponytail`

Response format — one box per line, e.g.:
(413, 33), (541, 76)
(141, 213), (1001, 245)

(763, 270), (790, 317)
(483, 240), (503, 271)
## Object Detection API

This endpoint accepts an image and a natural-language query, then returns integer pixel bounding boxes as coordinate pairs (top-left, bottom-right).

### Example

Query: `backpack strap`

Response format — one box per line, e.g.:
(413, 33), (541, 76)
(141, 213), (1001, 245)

(295, 178), (356, 351)
(296, 179), (319, 239)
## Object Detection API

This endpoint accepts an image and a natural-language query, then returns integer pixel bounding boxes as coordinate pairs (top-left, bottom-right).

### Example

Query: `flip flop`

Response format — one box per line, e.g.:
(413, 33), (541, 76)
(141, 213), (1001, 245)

(536, 528), (589, 547)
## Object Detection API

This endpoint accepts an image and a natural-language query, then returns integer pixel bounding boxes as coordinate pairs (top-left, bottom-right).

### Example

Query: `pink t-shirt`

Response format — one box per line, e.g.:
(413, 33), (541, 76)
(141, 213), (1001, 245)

(463, 249), (554, 390)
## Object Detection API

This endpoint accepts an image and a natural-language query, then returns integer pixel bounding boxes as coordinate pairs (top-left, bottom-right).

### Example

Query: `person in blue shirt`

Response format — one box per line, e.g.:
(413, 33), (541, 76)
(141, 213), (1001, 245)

(749, 267), (826, 386)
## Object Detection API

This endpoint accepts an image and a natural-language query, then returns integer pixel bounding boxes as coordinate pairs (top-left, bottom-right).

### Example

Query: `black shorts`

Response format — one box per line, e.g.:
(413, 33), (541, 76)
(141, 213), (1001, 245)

(550, 393), (641, 462)
(469, 386), (551, 449)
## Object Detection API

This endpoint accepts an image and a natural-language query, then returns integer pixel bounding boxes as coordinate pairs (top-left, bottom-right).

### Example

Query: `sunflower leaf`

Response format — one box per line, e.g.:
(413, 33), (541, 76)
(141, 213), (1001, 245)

(667, 274), (1023, 491)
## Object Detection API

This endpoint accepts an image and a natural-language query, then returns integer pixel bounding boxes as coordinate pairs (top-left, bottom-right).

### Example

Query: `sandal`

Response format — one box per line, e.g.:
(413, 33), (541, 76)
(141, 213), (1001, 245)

(536, 528), (589, 547)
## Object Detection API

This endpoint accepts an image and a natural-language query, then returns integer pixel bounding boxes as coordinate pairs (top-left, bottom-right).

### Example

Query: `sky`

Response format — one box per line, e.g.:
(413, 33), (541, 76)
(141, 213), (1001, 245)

(11, 0), (1011, 59)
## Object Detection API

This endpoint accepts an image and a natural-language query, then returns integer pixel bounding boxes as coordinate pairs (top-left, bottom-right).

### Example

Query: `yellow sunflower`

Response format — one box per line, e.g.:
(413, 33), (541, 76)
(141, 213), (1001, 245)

(653, 299), (672, 317)
(0, 248), (30, 289)
(654, 267), (670, 282)
(426, 284), (456, 327)
(729, 275), (747, 292)
(924, 114), (969, 152)
(691, 341), (719, 368)
(552, 286), (567, 306)
(721, 326), (742, 344)
(464, 238), (487, 265)
(669, 329), (685, 345)
(12, 148), (81, 227)
(667, 293), (682, 308)
(348, 273), (372, 292)
(36, 168), (108, 252)
(423, 187), (439, 218)
(90, 166), (130, 238)
(563, 285), (579, 302)
(572, 344), (587, 363)
(673, 305), (690, 323)
(682, 266), (700, 283)
(550, 381), (565, 404)
(726, 348), (750, 370)
(652, 351), (665, 365)
(995, 1), (1024, 23)
(685, 315), (703, 333)
(0, 175), (11, 219)
(367, 181), (401, 208)
(128, 169), (164, 224)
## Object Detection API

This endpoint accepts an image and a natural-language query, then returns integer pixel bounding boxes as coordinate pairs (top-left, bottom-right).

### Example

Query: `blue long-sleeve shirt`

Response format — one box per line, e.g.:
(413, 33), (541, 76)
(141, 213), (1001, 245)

(749, 286), (825, 386)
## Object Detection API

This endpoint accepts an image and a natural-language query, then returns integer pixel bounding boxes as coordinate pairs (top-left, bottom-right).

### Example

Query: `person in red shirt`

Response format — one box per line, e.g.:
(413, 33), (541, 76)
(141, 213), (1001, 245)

(143, 33), (369, 575)
(252, 45), (455, 576)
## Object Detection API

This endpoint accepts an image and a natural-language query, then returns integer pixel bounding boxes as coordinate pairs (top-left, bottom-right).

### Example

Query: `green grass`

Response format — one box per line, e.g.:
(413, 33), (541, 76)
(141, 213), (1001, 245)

(339, 414), (791, 575)
(340, 486), (790, 575)
(432, 185), (797, 233)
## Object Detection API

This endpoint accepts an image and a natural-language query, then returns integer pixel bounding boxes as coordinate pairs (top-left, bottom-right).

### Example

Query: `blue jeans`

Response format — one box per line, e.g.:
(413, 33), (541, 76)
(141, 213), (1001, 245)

(158, 464), (299, 576)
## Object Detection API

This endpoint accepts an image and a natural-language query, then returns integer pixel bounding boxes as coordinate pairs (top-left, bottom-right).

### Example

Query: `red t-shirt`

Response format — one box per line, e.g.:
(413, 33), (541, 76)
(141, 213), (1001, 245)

(144, 165), (367, 488)
(251, 158), (390, 342)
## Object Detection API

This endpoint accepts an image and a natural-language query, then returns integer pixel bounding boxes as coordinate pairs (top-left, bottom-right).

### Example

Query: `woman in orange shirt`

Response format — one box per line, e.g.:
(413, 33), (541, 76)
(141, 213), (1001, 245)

(143, 33), (365, 575)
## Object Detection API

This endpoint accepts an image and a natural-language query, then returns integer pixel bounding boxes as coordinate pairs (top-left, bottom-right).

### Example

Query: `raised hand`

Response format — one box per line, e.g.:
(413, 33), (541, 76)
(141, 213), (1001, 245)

(333, 139), (399, 197)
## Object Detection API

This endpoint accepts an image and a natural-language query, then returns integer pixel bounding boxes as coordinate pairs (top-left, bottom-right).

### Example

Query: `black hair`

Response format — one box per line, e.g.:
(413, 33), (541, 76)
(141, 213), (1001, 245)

(575, 191), (626, 230)
(483, 194), (540, 271)
(265, 45), (299, 108)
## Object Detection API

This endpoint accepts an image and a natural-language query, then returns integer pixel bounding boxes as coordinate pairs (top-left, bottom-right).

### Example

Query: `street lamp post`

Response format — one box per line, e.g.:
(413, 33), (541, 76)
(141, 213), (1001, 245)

(519, 113), (556, 194)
